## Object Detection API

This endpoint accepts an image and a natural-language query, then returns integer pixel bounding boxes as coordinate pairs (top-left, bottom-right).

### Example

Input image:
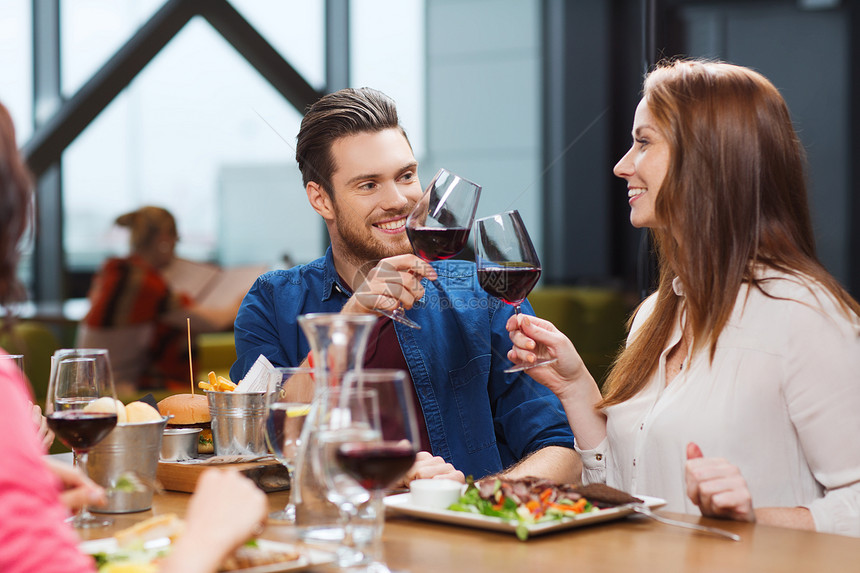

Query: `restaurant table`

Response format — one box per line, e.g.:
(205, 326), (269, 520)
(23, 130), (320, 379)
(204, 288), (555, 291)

(74, 487), (860, 572)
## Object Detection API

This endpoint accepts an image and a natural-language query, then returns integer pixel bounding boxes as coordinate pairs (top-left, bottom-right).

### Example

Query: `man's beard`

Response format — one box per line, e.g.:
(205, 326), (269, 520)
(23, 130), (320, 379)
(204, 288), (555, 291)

(331, 202), (413, 271)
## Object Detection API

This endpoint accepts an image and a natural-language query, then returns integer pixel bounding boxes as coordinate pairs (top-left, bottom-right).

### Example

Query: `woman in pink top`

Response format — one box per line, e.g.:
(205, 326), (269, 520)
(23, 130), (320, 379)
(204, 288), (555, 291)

(0, 101), (268, 572)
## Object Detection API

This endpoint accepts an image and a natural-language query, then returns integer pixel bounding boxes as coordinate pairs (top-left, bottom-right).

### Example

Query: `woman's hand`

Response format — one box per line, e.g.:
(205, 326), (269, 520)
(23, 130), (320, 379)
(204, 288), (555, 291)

(43, 457), (107, 511)
(184, 470), (267, 550)
(505, 314), (591, 393)
(30, 402), (55, 452)
(685, 442), (755, 522)
(162, 470), (268, 573)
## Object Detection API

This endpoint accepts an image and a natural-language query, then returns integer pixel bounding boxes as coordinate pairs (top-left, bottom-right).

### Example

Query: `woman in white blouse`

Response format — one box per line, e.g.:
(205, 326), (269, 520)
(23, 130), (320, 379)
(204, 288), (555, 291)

(507, 59), (860, 537)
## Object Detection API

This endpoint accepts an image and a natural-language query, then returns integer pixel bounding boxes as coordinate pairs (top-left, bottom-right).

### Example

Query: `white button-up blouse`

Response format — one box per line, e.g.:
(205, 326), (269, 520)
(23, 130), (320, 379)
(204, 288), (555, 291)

(577, 270), (860, 536)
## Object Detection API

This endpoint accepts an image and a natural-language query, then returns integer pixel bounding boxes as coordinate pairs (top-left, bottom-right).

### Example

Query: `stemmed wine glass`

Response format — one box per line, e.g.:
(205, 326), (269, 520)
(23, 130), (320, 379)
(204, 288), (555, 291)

(47, 349), (115, 419)
(265, 367), (314, 523)
(0, 353), (25, 375)
(333, 369), (419, 573)
(46, 356), (118, 528)
(474, 210), (558, 373)
(378, 168), (482, 329)
(316, 387), (379, 567)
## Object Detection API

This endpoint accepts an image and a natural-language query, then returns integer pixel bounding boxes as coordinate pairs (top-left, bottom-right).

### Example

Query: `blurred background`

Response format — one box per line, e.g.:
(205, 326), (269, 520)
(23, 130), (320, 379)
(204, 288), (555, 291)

(2, 0), (858, 384)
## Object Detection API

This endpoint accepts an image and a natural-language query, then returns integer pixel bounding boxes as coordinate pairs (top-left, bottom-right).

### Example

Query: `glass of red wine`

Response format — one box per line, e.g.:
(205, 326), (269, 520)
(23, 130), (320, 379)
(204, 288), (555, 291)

(378, 168), (482, 330)
(265, 367), (314, 523)
(47, 349), (114, 418)
(46, 356), (118, 528)
(474, 210), (558, 373)
(332, 369), (419, 572)
(316, 387), (379, 567)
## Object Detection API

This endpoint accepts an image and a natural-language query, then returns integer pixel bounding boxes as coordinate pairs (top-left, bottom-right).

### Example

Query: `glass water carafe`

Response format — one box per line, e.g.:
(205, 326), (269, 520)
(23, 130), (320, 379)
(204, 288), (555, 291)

(292, 312), (378, 541)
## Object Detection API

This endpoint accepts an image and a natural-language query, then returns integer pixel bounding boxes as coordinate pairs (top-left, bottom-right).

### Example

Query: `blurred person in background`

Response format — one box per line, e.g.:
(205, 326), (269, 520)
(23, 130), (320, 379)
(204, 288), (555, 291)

(507, 59), (860, 537)
(79, 206), (240, 392)
(0, 100), (267, 573)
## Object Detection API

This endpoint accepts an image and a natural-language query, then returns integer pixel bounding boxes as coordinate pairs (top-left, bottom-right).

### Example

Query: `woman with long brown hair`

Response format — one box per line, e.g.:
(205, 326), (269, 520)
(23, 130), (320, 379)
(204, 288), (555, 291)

(508, 60), (860, 536)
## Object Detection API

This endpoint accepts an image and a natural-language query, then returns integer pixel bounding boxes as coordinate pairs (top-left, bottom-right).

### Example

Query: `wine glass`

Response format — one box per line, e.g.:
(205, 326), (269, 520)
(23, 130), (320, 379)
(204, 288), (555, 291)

(46, 349), (115, 418)
(474, 210), (558, 373)
(378, 168), (482, 330)
(46, 356), (118, 528)
(335, 369), (419, 573)
(315, 387), (379, 567)
(0, 353), (25, 375)
(265, 367), (314, 523)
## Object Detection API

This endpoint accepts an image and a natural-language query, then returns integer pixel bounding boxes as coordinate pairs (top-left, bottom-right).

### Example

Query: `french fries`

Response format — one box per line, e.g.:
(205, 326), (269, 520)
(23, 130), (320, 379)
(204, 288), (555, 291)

(217, 376), (237, 391)
(197, 371), (238, 392)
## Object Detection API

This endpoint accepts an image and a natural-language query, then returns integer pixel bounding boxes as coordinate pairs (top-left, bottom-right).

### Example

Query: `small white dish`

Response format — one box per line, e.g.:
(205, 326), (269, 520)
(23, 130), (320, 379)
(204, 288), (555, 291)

(409, 479), (463, 509)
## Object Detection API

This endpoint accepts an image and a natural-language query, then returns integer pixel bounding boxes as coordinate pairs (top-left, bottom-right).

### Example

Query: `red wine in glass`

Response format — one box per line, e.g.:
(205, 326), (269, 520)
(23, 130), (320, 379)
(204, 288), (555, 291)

(47, 355), (118, 528)
(476, 266), (542, 306)
(47, 411), (118, 451)
(474, 210), (558, 373)
(335, 441), (417, 491)
(379, 169), (482, 329)
(333, 370), (420, 572)
(406, 226), (471, 261)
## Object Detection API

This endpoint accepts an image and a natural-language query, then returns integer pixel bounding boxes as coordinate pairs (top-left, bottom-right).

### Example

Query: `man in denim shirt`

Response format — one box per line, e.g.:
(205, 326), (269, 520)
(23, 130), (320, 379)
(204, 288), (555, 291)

(232, 88), (579, 483)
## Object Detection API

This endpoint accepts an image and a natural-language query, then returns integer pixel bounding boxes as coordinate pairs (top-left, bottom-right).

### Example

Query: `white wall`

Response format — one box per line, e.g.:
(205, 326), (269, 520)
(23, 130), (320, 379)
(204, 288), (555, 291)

(423, 0), (543, 258)
(217, 163), (321, 268)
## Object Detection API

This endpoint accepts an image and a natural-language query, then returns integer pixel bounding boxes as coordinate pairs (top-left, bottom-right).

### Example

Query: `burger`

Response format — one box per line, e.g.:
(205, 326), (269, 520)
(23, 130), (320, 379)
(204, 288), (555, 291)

(157, 394), (213, 454)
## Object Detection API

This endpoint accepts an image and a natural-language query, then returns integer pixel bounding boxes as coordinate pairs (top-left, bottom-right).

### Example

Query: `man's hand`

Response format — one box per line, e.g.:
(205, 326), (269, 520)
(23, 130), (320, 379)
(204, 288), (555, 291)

(685, 442), (755, 522)
(30, 402), (55, 452)
(396, 451), (465, 487)
(43, 457), (107, 511)
(343, 255), (437, 315)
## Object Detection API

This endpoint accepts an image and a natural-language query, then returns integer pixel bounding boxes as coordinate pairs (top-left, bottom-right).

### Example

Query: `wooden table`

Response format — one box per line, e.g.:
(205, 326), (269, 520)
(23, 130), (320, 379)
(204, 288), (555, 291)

(76, 489), (860, 572)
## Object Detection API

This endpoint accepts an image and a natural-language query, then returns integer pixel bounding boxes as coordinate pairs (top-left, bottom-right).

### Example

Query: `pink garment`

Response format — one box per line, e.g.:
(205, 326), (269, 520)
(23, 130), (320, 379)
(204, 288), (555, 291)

(0, 355), (96, 573)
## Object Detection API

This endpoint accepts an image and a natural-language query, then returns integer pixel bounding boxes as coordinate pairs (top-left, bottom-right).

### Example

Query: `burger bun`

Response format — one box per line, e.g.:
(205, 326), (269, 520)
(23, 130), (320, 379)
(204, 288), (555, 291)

(158, 394), (213, 454)
(157, 394), (211, 425)
(83, 397), (127, 423)
(125, 401), (164, 423)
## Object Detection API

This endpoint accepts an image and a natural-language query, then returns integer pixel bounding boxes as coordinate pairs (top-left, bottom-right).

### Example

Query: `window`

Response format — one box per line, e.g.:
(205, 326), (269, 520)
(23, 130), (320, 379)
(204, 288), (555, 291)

(61, 16), (319, 272)
(228, 0), (325, 90)
(351, 0), (426, 160)
(61, 0), (165, 98)
(0, 0), (33, 141)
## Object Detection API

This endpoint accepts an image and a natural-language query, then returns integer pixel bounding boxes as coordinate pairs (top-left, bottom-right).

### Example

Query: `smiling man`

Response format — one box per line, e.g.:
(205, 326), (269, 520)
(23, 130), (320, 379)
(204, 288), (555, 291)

(231, 87), (579, 483)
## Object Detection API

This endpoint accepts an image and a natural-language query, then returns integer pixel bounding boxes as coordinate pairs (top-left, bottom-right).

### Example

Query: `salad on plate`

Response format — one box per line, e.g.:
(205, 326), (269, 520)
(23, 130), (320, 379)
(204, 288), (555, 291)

(448, 477), (642, 540)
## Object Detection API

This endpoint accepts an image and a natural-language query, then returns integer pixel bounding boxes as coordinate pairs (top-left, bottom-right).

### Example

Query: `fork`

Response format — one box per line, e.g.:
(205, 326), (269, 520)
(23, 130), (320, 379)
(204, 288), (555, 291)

(628, 504), (741, 541)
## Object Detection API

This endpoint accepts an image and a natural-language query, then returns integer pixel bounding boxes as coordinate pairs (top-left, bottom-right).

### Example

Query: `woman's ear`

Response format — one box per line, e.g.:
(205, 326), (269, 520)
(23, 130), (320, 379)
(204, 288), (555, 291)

(306, 181), (335, 221)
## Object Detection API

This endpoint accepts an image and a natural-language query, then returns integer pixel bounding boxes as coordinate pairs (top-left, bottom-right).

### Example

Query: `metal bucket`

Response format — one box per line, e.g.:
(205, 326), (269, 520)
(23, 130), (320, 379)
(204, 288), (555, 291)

(207, 391), (270, 456)
(86, 416), (169, 513)
(160, 427), (202, 461)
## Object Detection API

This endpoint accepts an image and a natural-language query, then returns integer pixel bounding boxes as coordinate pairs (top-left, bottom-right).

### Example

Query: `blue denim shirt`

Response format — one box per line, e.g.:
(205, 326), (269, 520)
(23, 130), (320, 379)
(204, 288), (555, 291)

(231, 248), (576, 479)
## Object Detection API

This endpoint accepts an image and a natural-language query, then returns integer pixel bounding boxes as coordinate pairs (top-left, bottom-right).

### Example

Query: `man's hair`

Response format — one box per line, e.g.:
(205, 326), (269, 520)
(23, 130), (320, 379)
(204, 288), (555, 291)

(295, 87), (408, 196)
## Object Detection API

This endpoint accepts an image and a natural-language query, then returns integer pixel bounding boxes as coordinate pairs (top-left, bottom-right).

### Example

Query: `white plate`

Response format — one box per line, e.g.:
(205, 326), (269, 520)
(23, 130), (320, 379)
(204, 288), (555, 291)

(384, 492), (666, 538)
(79, 537), (336, 572)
